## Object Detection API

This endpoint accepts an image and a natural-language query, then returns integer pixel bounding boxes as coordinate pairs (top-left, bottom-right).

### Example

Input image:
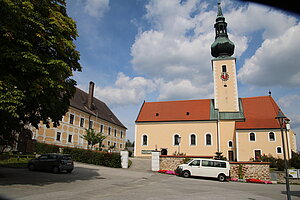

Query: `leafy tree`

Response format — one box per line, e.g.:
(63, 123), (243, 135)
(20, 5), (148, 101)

(81, 129), (107, 149)
(0, 0), (81, 148)
(125, 139), (134, 147)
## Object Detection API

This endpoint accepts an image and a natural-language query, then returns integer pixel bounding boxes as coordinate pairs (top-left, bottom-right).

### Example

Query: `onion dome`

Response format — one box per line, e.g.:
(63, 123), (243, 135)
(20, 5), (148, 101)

(211, 0), (235, 58)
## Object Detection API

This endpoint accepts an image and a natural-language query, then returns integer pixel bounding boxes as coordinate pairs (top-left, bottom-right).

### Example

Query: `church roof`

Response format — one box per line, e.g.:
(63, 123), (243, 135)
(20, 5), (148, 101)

(70, 87), (126, 129)
(136, 96), (282, 130)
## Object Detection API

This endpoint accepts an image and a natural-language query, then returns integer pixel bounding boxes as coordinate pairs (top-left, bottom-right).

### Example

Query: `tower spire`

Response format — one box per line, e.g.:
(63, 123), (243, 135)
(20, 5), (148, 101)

(211, 0), (235, 58)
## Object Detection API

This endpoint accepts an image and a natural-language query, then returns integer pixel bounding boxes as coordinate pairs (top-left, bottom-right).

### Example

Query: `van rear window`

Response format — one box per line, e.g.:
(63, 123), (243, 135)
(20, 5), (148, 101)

(202, 160), (226, 168)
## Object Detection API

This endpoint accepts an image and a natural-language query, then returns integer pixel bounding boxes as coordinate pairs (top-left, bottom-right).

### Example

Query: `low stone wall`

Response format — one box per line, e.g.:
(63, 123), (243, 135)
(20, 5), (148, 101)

(271, 171), (300, 184)
(159, 155), (213, 171)
(160, 157), (271, 181)
(230, 162), (270, 180)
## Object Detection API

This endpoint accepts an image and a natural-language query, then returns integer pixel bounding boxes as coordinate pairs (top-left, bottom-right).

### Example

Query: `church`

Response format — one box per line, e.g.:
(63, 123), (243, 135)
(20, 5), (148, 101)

(134, 2), (297, 161)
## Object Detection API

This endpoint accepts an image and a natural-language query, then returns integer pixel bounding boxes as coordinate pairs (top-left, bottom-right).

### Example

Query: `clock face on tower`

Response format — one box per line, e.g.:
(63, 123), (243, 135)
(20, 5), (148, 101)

(220, 72), (229, 81)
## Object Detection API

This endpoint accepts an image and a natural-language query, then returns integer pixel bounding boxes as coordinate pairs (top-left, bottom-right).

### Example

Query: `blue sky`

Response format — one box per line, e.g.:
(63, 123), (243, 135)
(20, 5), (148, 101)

(66, 0), (300, 149)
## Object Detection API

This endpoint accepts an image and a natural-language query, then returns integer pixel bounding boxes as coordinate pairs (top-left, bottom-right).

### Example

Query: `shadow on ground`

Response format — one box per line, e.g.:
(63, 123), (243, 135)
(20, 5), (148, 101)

(281, 191), (300, 198)
(0, 166), (102, 186)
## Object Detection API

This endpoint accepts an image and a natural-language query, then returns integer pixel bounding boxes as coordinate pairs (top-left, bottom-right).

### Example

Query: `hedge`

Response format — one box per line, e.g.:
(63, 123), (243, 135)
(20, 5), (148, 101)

(62, 147), (121, 168)
(35, 142), (60, 154)
(34, 142), (121, 168)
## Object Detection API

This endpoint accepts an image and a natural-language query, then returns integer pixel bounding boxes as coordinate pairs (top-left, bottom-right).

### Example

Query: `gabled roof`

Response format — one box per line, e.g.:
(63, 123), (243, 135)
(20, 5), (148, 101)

(236, 96), (280, 130)
(70, 88), (126, 129)
(136, 99), (211, 122)
(136, 96), (282, 130)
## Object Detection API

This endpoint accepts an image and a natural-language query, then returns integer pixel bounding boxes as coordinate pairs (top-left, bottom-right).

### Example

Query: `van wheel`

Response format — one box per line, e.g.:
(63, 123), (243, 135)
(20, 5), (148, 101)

(182, 170), (190, 178)
(218, 174), (226, 182)
(53, 166), (60, 174)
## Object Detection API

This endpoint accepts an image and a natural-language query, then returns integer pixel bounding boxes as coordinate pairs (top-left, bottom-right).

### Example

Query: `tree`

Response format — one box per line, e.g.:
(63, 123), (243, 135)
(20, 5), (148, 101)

(81, 129), (107, 150)
(0, 0), (81, 148)
(125, 139), (134, 147)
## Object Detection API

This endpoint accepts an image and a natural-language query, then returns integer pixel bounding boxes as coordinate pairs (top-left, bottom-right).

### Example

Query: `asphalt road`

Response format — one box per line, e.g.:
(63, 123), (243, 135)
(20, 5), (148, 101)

(0, 162), (300, 200)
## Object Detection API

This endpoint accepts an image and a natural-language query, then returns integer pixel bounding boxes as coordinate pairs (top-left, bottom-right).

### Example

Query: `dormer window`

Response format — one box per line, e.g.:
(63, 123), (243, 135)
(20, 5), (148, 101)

(156, 113), (159, 116)
(186, 112), (190, 115)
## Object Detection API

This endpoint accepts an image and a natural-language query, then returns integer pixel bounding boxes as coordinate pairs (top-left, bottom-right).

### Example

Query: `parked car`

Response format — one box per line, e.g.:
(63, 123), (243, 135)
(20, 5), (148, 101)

(28, 153), (74, 173)
(175, 159), (230, 182)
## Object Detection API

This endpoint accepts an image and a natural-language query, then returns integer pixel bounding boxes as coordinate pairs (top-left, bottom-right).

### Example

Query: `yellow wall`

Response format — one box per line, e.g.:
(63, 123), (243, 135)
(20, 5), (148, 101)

(237, 129), (295, 161)
(212, 58), (239, 112)
(135, 121), (218, 157)
(219, 120), (236, 160)
(35, 106), (126, 151)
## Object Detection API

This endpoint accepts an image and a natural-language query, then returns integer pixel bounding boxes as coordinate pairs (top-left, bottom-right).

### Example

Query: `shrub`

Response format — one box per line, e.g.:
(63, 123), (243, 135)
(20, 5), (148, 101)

(62, 147), (121, 168)
(35, 142), (60, 154)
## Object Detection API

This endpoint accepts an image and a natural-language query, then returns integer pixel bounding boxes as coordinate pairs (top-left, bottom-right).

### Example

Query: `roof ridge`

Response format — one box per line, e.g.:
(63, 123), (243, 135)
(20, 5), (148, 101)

(145, 98), (211, 104)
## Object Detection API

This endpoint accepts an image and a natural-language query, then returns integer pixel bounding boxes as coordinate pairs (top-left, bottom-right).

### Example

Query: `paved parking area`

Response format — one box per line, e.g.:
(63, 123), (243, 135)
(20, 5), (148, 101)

(1, 162), (300, 200)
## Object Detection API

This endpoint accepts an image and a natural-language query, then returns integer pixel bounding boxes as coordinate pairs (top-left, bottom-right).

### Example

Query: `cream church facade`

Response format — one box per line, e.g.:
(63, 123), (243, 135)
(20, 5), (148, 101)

(134, 2), (297, 161)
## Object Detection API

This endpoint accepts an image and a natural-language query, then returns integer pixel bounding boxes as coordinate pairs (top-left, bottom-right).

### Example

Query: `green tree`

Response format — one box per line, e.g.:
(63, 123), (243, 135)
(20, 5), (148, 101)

(81, 129), (107, 150)
(0, 0), (81, 148)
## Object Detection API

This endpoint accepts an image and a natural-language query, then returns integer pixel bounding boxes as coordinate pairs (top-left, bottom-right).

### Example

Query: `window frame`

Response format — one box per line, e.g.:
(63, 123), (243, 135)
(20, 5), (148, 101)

(228, 140), (233, 148)
(276, 146), (282, 154)
(142, 134), (148, 146)
(80, 118), (84, 127)
(269, 132), (276, 142)
(205, 133), (212, 146)
(69, 114), (74, 125)
(189, 133), (197, 146)
(56, 132), (61, 141)
(249, 132), (256, 142)
(68, 134), (73, 143)
(173, 134), (181, 146)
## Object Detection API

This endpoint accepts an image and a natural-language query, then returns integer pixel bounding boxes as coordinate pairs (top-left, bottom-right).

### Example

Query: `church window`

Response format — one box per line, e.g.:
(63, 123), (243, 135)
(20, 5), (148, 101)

(222, 65), (227, 72)
(269, 132), (275, 141)
(174, 134), (181, 146)
(276, 147), (282, 154)
(190, 134), (196, 146)
(249, 132), (256, 141)
(228, 140), (233, 147)
(205, 133), (212, 146)
(142, 135), (148, 146)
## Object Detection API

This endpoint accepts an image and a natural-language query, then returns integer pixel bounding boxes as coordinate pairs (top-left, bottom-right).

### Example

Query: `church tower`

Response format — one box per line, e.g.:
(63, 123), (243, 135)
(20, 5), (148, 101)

(211, 0), (239, 112)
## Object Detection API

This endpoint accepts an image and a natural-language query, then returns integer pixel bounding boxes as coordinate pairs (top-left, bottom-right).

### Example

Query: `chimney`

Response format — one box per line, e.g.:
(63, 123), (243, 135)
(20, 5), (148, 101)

(88, 81), (94, 110)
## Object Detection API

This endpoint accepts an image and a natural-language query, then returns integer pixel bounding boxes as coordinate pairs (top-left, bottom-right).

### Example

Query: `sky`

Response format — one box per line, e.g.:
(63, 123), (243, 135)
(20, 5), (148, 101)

(65, 0), (300, 149)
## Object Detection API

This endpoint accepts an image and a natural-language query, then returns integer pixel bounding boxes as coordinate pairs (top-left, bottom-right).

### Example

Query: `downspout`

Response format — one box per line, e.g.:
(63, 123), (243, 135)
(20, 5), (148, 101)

(217, 109), (220, 153)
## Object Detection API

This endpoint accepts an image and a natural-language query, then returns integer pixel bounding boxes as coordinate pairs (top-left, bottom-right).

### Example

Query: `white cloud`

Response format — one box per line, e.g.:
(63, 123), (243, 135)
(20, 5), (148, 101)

(131, 0), (248, 100)
(84, 0), (110, 18)
(238, 24), (300, 87)
(93, 72), (156, 106)
(226, 3), (297, 39)
(157, 79), (213, 100)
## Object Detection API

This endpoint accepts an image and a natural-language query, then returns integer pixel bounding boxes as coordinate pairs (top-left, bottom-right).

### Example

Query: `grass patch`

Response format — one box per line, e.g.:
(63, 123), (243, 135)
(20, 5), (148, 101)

(0, 156), (33, 168)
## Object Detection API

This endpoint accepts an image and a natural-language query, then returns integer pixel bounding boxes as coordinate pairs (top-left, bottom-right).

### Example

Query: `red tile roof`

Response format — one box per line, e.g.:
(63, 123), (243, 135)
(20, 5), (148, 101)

(136, 96), (282, 129)
(236, 96), (280, 129)
(136, 99), (211, 122)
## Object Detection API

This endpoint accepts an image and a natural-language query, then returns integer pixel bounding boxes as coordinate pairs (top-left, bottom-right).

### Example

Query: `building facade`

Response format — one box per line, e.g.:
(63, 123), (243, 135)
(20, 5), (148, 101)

(34, 82), (127, 151)
(134, 2), (297, 160)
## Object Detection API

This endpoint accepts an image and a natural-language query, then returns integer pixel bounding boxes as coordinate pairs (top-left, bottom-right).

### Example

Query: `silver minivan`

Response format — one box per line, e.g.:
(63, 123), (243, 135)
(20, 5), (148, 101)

(175, 159), (230, 182)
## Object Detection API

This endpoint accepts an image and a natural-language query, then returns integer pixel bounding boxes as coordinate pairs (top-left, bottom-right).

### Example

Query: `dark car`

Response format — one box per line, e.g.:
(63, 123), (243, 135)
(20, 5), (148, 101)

(28, 153), (74, 173)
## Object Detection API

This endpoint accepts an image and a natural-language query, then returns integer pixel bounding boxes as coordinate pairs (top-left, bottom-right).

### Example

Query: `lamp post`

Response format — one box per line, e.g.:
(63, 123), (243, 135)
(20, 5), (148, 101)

(275, 109), (291, 200)
(178, 136), (181, 155)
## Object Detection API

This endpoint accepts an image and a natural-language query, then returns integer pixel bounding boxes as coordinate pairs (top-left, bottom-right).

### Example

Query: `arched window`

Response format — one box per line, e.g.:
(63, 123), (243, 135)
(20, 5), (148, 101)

(205, 134), (212, 146)
(190, 134), (196, 146)
(228, 140), (233, 147)
(277, 147), (282, 154)
(142, 135), (148, 146)
(249, 132), (256, 141)
(269, 132), (275, 141)
(174, 134), (180, 146)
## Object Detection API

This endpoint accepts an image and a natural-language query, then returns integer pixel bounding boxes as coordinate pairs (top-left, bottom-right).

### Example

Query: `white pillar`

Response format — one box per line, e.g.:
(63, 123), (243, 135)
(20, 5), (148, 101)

(152, 151), (160, 171)
(120, 151), (129, 168)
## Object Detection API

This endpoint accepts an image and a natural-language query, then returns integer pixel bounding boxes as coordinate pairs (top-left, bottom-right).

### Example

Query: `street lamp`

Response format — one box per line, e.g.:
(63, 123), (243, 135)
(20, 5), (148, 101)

(178, 136), (181, 155)
(275, 109), (291, 200)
